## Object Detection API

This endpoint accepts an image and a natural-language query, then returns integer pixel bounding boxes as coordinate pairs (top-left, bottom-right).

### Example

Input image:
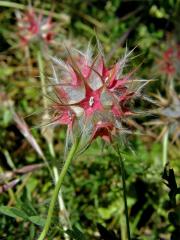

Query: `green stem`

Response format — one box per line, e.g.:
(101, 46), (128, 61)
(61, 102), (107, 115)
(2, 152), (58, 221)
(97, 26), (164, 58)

(116, 148), (131, 240)
(162, 129), (169, 167)
(0, 1), (65, 20)
(37, 50), (47, 108)
(36, 50), (53, 177)
(0, 1), (25, 10)
(38, 140), (79, 240)
(49, 141), (70, 238)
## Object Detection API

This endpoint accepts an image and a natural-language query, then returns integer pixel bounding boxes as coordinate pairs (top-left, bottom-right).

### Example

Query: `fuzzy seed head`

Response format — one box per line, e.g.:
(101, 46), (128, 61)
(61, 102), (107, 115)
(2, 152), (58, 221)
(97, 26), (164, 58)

(16, 7), (54, 46)
(47, 43), (148, 147)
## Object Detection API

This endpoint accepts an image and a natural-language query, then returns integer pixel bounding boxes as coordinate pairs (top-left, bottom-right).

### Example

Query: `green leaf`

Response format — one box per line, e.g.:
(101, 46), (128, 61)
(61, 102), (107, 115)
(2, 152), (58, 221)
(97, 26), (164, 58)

(16, 189), (37, 216)
(0, 206), (45, 227)
(0, 206), (28, 220)
(28, 216), (46, 227)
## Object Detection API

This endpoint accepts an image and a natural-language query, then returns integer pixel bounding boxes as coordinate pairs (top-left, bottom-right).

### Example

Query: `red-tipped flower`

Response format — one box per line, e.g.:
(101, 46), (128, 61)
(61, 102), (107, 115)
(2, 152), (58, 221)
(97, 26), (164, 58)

(16, 7), (54, 46)
(159, 45), (180, 77)
(48, 44), (147, 146)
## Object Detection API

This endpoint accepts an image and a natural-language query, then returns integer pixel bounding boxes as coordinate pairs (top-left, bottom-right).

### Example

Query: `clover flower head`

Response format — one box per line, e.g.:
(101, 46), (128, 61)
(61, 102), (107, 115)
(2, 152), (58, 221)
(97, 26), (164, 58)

(159, 44), (180, 77)
(147, 92), (180, 143)
(47, 44), (147, 148)
(16, 7), (54, 46)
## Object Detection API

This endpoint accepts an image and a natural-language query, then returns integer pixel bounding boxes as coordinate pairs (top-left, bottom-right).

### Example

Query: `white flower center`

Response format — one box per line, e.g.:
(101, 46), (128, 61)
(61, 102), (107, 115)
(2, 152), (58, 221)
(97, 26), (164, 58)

(89, 96), (94, 107)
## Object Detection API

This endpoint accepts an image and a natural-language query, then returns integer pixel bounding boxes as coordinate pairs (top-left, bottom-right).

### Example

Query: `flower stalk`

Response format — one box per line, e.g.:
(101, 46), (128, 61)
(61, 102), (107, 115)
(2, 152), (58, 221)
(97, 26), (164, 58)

(38, 139), (79, 240)
(162, 128), (169, 167)
(116, 146), (131, 240)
